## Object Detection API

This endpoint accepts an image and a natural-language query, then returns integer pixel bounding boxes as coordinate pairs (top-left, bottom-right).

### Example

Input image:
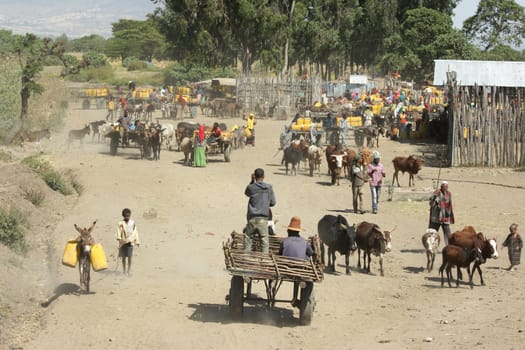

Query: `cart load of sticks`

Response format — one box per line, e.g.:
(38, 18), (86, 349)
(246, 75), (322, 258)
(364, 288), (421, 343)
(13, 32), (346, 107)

(223, 231), (324, 282)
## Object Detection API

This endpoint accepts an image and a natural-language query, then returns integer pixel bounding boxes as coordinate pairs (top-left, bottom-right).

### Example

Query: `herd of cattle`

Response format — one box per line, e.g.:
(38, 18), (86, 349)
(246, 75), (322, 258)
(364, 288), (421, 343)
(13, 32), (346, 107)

(317, 214), (499, 288)
(13, 111), (501, 290)
(280, 132), (425, 188)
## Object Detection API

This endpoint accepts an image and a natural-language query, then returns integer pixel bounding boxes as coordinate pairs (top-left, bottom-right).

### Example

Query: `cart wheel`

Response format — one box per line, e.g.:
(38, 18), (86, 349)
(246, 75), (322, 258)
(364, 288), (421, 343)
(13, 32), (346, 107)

(229, 276), (244, 320)
(110, 136), (118, 156)
(82, 99), (90, 110)
(224, 144), (232, 162)
(299, 282), (315, 325)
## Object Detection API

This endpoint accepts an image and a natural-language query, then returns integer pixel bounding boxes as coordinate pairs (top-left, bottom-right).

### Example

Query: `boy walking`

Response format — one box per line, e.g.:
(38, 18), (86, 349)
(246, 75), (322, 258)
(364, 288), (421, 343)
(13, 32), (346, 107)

(116, 208), (140, 275)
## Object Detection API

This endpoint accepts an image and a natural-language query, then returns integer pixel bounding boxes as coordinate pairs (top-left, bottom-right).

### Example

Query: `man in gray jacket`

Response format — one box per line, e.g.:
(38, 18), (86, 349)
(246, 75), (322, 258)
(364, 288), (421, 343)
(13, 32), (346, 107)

(244, 168), (276, 253)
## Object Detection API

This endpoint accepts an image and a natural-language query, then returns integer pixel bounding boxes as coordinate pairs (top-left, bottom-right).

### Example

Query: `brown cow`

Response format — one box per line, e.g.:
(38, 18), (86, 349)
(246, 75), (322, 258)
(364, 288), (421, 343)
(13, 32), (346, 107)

(355, 221), (392, 276)
(439, 245), (483, 288)
(449, 228), (498, 286)
(326, 145), (345, 185)
(392, 155), (424, 187)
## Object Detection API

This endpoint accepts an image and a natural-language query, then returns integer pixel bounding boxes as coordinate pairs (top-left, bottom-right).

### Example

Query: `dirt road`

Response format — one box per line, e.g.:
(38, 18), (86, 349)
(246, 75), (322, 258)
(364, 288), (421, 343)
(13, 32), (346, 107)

(19, 105), (525, 349)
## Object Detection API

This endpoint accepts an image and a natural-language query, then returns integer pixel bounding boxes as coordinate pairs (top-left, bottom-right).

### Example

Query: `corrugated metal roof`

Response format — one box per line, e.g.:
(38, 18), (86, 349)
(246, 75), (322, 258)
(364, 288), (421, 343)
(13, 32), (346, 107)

(433, 59), (525, 87)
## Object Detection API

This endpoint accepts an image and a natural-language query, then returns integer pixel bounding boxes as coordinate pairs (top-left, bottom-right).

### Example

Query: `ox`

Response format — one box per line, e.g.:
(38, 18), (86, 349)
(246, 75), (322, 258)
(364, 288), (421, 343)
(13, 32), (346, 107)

(326, 144), (346, 185)
(307, 145), (323, 177)
(175, 122), (199, 150)
(160, 123), (175, 150)
(439, 245), (484, 288)
(449, 228), (498, 286)
(179, 137), (193, 165)
(283, 145), (302, 175)
(147, 126), (163, 160)
(318, 215), (357, 275)
(89, 120), (106, 143)
(422, 228), (441, 272)
(392, 155), (424, 187)
(363, 126), (380, 148)
(355, 221), (392, 276)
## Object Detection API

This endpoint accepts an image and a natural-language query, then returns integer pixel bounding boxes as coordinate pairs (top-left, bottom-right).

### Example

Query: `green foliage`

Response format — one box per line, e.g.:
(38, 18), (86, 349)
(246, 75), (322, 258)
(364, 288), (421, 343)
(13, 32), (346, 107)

(22, 187), (46, 207)
(21, 155), (52, 174)
(0, 150), (13, 162)
(69, 34), (107, 52)
(82, 51), (108, 68)
(64, 170), (83, 195)
(162, 63), (237, 86)
(105, 19), (167, 63)
(42, 172), (72, 195)
(68, 65), (114, 82)
(127, 60), (148, 71)
(21, 156), (73, 195)
(0, 206), (29, 254)
(0, 55), (21, 142)
(463, 0), (525, 51)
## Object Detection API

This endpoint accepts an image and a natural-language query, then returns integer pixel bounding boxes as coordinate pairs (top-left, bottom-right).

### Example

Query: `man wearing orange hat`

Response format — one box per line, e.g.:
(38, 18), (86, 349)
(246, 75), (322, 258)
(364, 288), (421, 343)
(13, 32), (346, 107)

(279, 216), (314, 306)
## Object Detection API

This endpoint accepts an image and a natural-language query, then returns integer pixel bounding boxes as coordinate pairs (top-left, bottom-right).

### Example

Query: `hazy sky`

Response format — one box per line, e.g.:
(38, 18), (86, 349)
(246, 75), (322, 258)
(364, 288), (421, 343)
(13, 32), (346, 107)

(0, 0), (524, 38)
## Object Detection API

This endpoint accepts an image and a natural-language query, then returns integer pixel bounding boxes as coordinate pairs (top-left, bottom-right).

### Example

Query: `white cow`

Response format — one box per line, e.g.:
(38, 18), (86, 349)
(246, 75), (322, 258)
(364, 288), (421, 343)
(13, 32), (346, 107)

(160, 123), (175, 150)
(422, 228), (441, 272)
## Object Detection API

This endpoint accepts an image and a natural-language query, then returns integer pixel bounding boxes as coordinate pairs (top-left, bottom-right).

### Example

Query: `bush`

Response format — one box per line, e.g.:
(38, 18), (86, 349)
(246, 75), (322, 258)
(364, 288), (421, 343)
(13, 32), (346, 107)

(123, 56), (138, 68)
(64, 170), (83, 195)
(42, 171), (72, 195)
(0, 206), (29, 254)
(82, 51), (108, 68)
(22, 156), (73, 195)
(21, 155), (52, 174)
(22, 187), (46, 206)
(69, 65), (114, 83)
(0, 149), (12, 162)
(127, 60), (148, 71)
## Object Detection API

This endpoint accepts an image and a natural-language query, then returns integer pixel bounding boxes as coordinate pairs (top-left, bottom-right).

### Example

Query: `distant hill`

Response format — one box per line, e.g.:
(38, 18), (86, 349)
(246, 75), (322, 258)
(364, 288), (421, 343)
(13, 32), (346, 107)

(0, 0), (156, 38)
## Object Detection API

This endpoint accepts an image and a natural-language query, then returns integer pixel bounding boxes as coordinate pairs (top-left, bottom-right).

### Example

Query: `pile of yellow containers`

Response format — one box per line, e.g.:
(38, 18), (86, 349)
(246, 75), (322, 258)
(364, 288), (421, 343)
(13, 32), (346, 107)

(134, 88), (153, 99)
(348, 116), (362, 127)
(291, 117), (322, 131)
(85, 88), (109, 97)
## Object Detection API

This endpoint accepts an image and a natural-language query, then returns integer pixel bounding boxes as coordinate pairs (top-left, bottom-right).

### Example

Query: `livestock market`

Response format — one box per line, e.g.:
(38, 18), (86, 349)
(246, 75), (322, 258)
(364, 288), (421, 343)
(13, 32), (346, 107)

(1, 1), (525, 350)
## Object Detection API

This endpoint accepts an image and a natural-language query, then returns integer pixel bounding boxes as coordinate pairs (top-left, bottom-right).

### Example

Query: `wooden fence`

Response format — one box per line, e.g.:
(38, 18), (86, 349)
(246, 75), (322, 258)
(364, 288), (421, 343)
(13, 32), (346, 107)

(448, 79), (525, 167)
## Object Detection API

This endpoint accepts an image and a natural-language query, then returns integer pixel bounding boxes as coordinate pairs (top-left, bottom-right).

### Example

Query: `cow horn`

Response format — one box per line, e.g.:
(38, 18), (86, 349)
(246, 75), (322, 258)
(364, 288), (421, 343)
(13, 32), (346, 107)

(389, 225), (398, 234)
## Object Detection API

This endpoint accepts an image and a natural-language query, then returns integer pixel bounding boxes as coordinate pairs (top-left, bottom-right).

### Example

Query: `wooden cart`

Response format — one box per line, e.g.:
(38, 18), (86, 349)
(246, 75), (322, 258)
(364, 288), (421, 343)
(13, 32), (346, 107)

(223, 232), (324, 325)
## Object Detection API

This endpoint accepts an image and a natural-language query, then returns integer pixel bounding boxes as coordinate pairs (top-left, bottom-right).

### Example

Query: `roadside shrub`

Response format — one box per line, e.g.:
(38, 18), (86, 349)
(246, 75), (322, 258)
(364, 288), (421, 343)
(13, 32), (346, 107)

(22, 187), (46, 206)
(21, 155), (52, 174)
(22, 156), (73, 195)
(42, 171), (72, 195)
(64, 170), (83, 195)
(0, 149), (12, 162)
(0, 206), (29, 254)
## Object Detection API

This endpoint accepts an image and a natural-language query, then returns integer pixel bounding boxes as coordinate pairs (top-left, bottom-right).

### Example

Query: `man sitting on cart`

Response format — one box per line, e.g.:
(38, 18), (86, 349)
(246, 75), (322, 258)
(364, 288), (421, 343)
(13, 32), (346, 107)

(208, 122), (222, 144)
(279, 216), (314, 307)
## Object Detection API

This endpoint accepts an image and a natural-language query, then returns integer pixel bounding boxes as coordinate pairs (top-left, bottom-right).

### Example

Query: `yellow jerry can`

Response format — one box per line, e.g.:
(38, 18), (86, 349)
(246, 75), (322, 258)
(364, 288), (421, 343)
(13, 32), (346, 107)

(62, 240), (79, 268)
(90, 243), (108, 272)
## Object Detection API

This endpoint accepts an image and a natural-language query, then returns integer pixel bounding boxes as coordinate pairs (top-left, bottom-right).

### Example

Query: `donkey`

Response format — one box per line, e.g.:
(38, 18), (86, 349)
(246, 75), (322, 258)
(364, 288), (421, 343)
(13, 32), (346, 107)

(68, 124), (91, 147)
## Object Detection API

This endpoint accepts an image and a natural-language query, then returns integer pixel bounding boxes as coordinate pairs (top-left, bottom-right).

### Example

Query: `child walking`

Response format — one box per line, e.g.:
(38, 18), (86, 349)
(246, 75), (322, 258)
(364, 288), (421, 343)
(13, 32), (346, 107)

(502, 223), (522, 271)
(116, 208), (140, 275)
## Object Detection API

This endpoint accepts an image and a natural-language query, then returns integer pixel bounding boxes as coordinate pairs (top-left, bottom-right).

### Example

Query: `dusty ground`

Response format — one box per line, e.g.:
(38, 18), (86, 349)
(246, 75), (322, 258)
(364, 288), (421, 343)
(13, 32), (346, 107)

(2, 102), (525, 350)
